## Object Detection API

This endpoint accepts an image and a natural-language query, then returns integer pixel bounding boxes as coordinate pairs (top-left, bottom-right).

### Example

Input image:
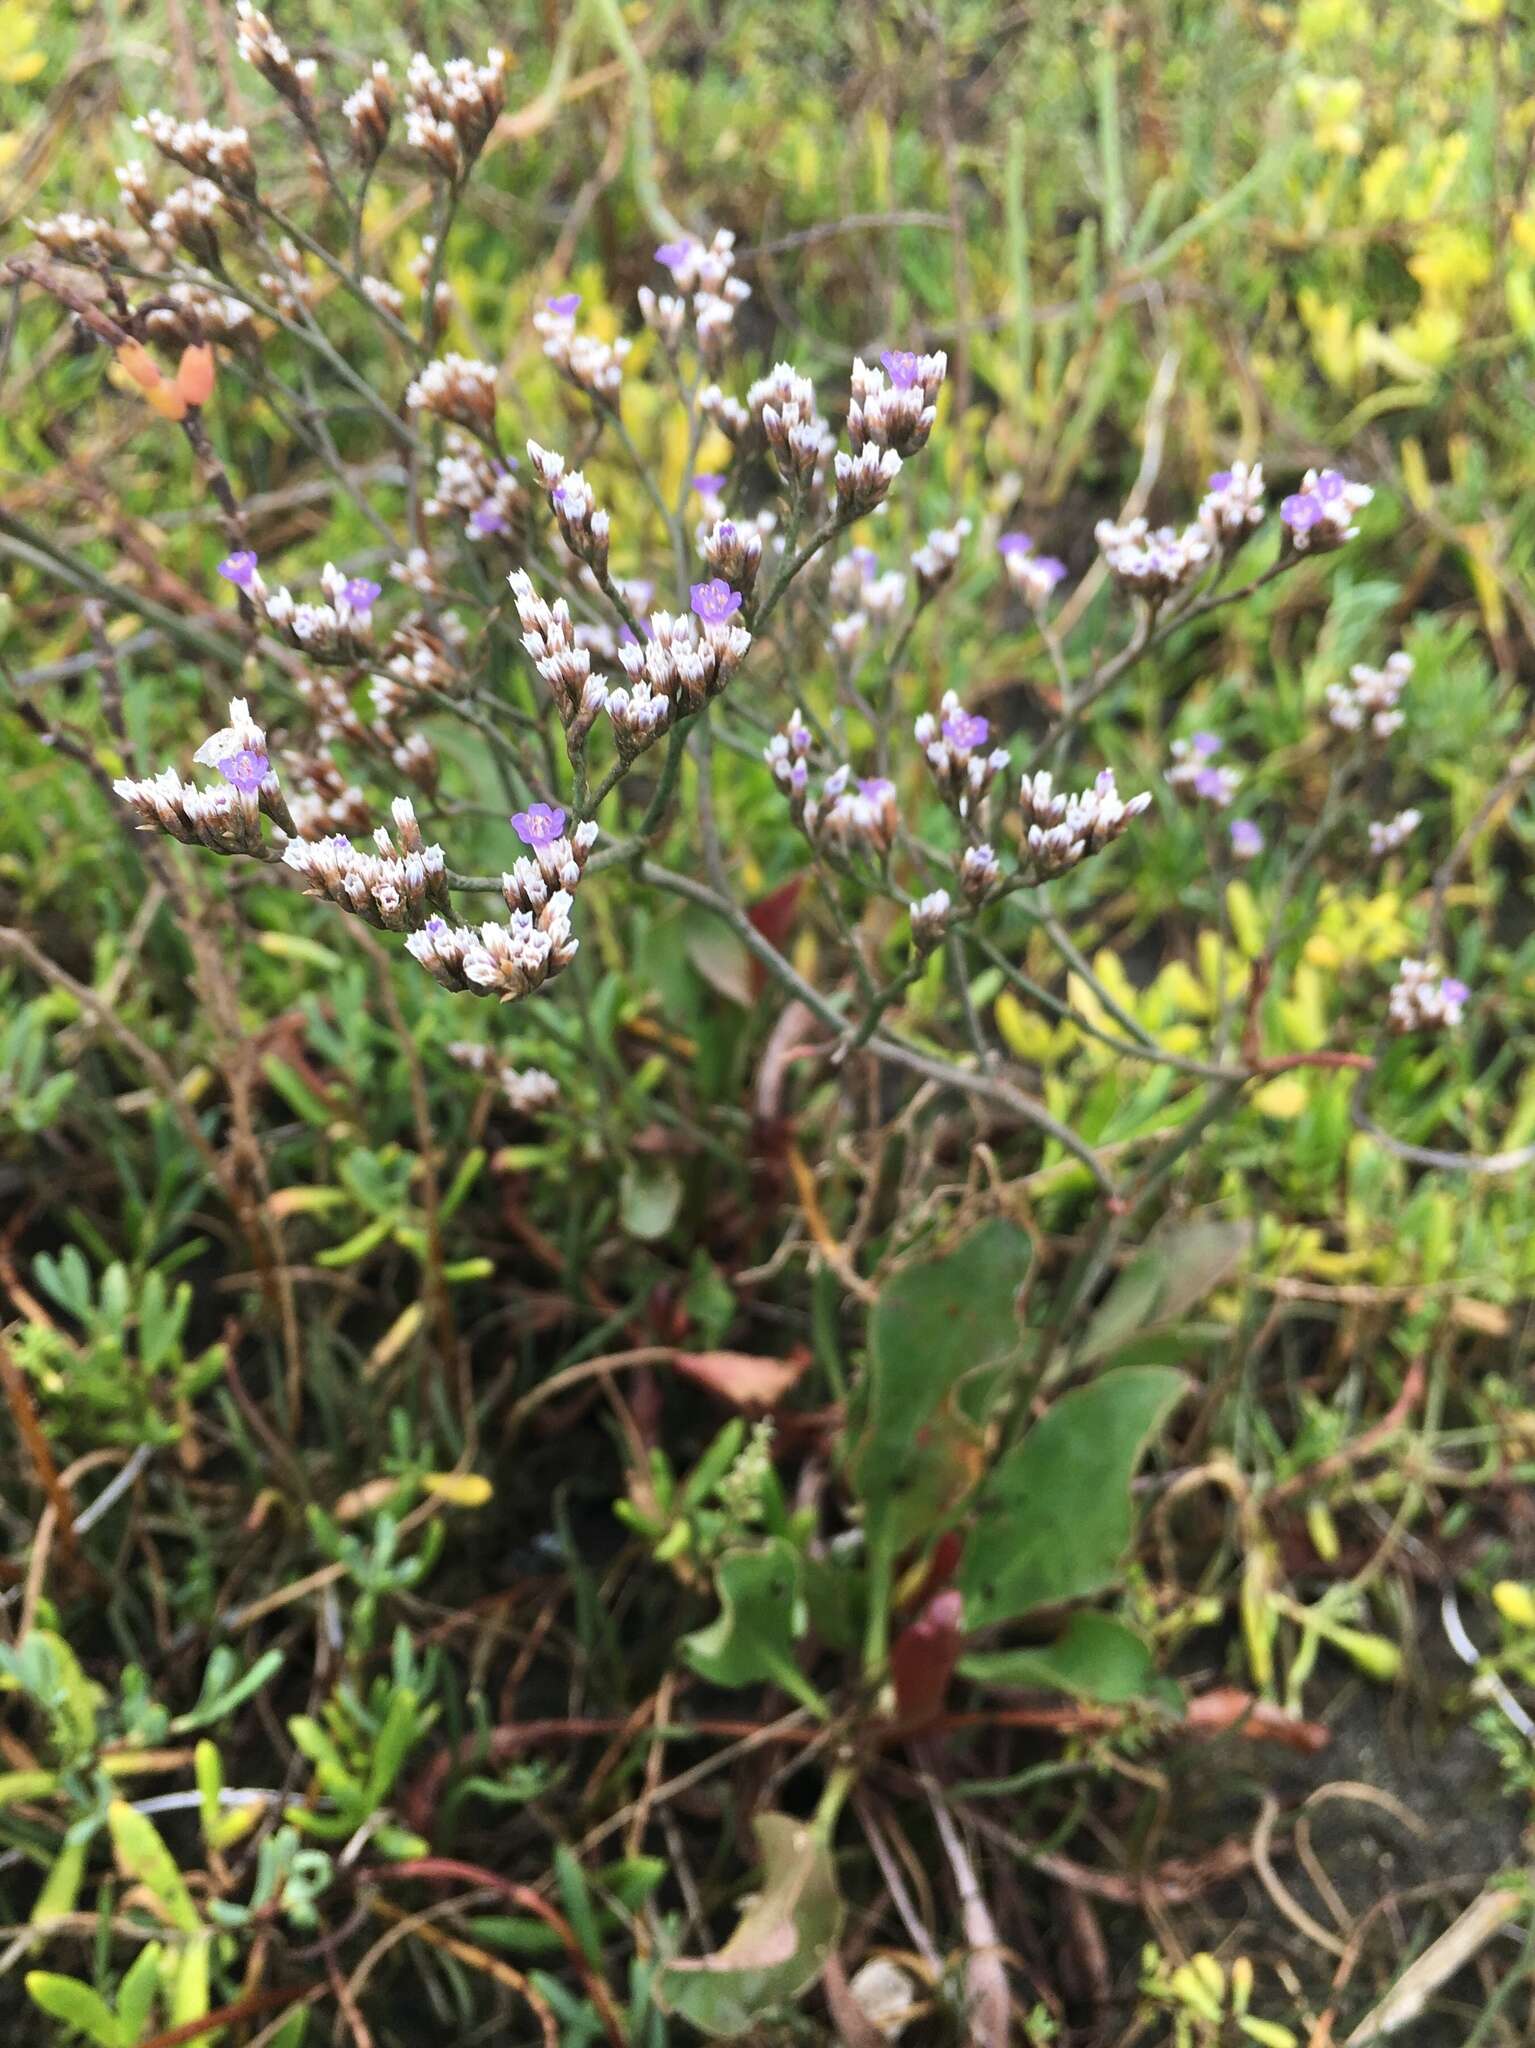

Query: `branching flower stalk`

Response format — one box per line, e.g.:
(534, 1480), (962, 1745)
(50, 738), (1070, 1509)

(7, 11), (1483, 1226)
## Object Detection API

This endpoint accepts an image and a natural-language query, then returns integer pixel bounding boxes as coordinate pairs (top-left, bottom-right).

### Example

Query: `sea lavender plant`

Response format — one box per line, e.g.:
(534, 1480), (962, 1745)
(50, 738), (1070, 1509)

(4, 8), (1466, 1194)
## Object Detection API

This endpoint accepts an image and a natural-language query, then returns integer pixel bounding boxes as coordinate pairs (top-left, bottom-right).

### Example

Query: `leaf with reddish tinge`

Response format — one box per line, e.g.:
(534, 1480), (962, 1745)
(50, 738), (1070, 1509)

(673, 1348), (810, 1407)
(656, 1813), (844, 2036)
(891, 1589), (966, 1729)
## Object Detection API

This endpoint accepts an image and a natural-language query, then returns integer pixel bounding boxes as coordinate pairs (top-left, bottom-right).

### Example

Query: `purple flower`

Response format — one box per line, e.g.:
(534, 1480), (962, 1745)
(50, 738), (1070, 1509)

(1442, 977), (1469, 1005)
(1229, 819), (1264, 860)
(342, 576), (382, 614)
(880, 349), (920, 390)
(851, 546), (878, 578)
(1031, 555), (1067, 590)
(545, 292), (580, 316)
(858, 777), (896, 802)
(1281, 491), (1323, 533)
(692, 472), (725, 498)
(512, 802), (567, 847)
(997, 531), (1034, 558)
(219, 549), (259, 589)
(941, 708), (990, 750)
(216, 748), (269, 793)
(1208, 470), (1233, 492)
(690, 578), (742, 625)
(1192, 767), (1229, 801)
(424, 915), (447, 936)
(655, 239), (696, 273)
(1313, 469), (1347, 502)
(1190, 731), (1223, 758)
(470, 500), (507, 537)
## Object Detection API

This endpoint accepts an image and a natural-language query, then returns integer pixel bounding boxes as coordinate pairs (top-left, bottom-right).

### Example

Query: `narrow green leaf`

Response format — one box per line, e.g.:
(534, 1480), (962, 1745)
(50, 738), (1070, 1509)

(108, 1802), (201, 1934)
(25, 1973), (124, 2046)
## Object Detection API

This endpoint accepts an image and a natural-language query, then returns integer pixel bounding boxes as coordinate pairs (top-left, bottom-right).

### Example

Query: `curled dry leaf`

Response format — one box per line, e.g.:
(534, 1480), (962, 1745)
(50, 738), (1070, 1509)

(673, 1347), (810, 1407)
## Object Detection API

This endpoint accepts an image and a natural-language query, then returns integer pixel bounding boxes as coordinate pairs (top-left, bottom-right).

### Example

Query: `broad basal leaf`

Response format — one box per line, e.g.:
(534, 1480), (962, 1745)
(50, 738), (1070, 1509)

(959, 1367), (1186, 1627)
(681, 1541), (826, 1716)
(655, 1813), (844, 2036)
(850, 1219), (1030, 1553)
(1077, 1218), (1250, 1365)
(961, 1610), (1173, 1706)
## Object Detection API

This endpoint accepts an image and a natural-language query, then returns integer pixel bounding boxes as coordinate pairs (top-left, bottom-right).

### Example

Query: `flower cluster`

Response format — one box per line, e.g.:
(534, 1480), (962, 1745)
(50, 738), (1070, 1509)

(749, 363), (832, 486)
(613, 590), (752, 724)
(1387, 959), (1468, 1035)
(343, 62), (395, 166)
(282, 797), (451, 931)
(234, 3), (317, 116)
(508, 570), (609, 745)
(1281, 468), (1373, 551)
(765, 715), (898, 860)
(527, 441), (610, 577)
(141, 283), (253, 348)
(1168, 731), (1241, 810)
(1096, 514), (1213, 601)
(233, 556), (383, 664)
(914, 692), (1010, 819)
(909, 889), (954, 953)
(402, 47), (506, 182)
(405, 804), (595, 1002)
(1326, 650), (1411, 738)
(534, 293), (631, 399)
(114, 696), (291, 856)
(25, 212), (126, 262)
(997, 531), (1067, 607)
(448, 1042), (559, 1115)
(1197, 462), (1266, 544)
(130, 112), (257, 194)
(424, 433), (523, 541)
(1369, 808), (1421, 859)
(1017, 768), (1152, 878)
(699, 517), (763, 595)
(406, 354), (498, 436)
(847, 349), (947, 457)
(911, 519), (970, 603)
(647, 232), (752, 364)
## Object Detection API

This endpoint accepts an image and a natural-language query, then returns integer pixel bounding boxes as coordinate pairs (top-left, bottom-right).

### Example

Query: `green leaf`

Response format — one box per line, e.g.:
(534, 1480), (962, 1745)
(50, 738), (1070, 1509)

(117, 1941), (164, 2041)
(108, 1801), (201, 1934)
(24, 1973), (124, 2046)
(655, 1814), (844, 2036)
(684, 919), (753, 1005)
(31, 1834), (88, 1925)
(0, 1769), (60, 1805)
(959, 1367), (1186, 1627)
(1077, 1218), (1250, 1365)
(961, 1612), (1168, 1705)
(850, 1219), (1030, 1547)
(681, 1541), (826, 1717)
(171, 1647), (284, 1732)
(169, 1936), (212, 2043)
(554, 1844), (604, 1967)
(619, 1157), (683, 1242)
(361, 1687), (420, 1806)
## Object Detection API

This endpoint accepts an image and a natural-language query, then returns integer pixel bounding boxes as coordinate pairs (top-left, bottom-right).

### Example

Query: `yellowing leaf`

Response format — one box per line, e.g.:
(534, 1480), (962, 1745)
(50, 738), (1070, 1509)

(994, 990), (1054, 1062)
(1225, 880), (1264, 961)
(422, 1471), (493, 1507)
(1493, 1581), (1535, 1630)
(1252, 1075), (1309, 1119)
